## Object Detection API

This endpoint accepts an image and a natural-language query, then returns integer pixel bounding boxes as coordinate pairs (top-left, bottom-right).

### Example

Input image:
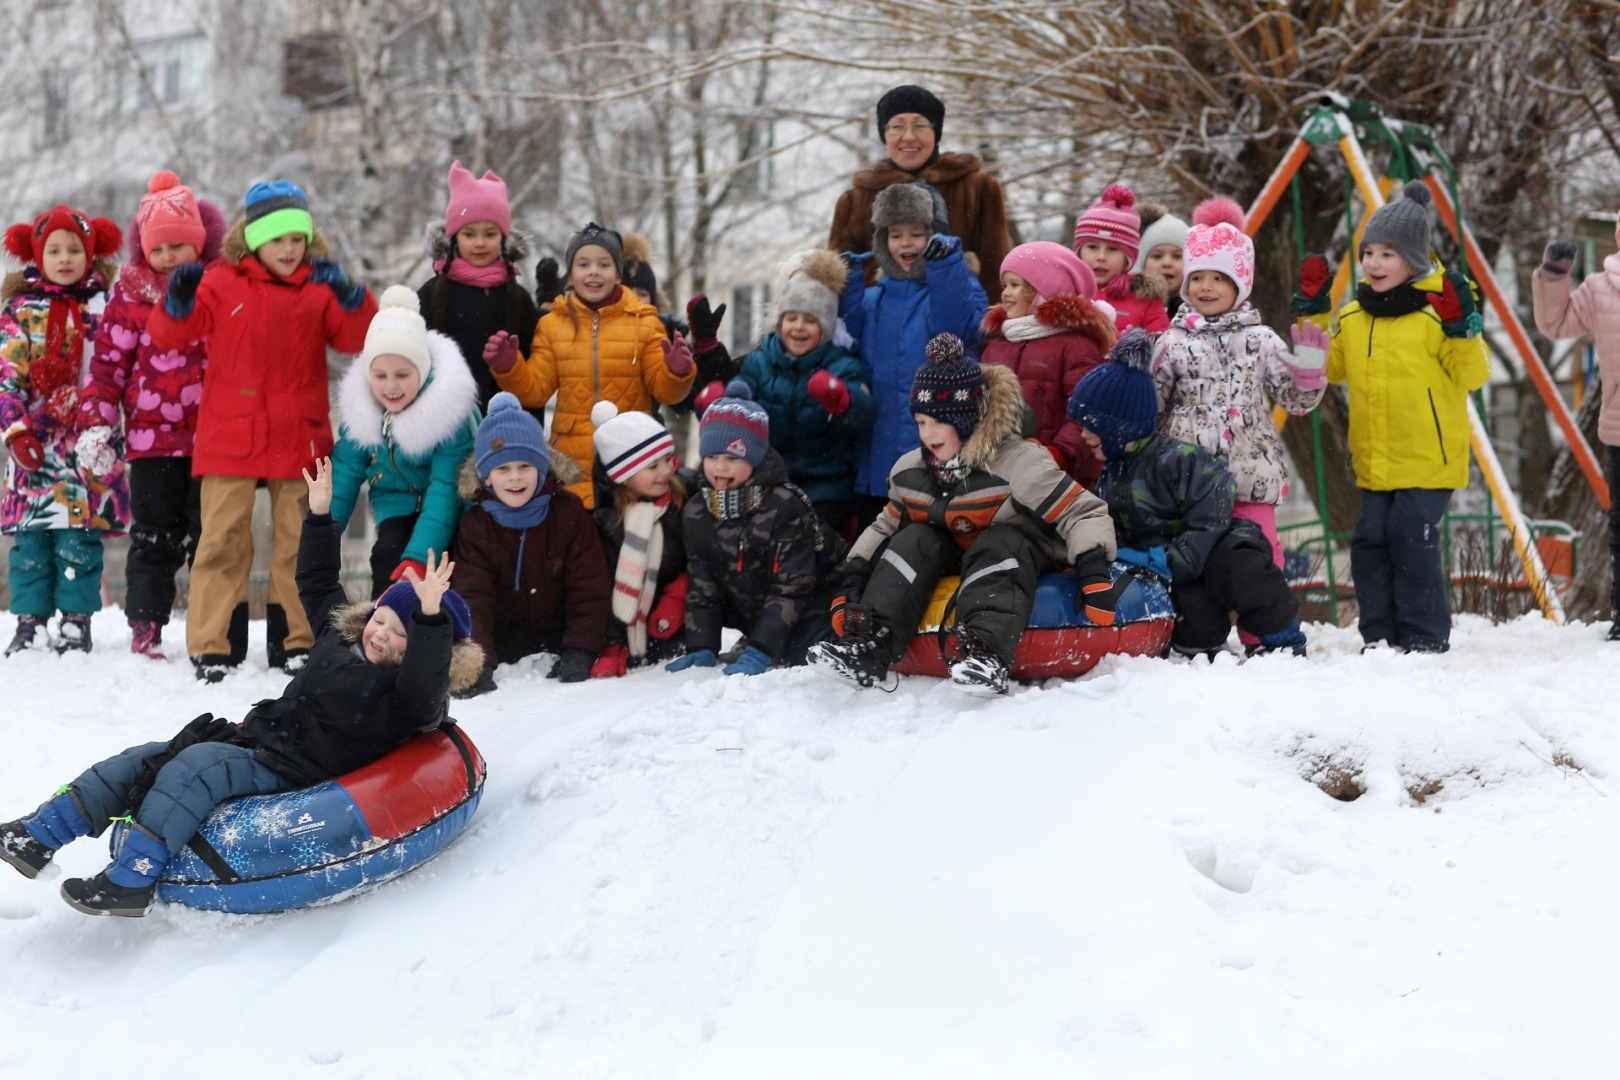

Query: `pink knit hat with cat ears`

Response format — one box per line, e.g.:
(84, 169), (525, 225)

(444, 160), (512, 237)
(1000, 241), (1097, 303)
(1179, 197), (1255, 307)
(1072, 184), (1142, 264)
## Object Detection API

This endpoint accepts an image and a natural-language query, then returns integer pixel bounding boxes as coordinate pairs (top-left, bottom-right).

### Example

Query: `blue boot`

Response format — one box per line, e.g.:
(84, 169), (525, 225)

(1251, 620), (1308, 658)
(60, 822), (166, 917)
(1, 787), (91, 879)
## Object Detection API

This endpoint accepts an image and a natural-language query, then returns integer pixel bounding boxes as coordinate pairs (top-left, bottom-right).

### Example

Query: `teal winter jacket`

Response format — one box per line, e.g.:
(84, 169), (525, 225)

(738, 334), (875, 505)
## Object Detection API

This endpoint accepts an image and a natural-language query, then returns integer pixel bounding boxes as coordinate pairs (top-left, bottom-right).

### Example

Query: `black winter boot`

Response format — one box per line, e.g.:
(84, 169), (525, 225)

(5, 615), (44, 656)
(53, 613), (92, 654)
(948, 630), (1009, 695)
(60, 873), (155, 917)
(227, 601), (249, 665)
(807, 612), (895, 690)
(0, 820), (56, 879)
(193, 654), (236, 683)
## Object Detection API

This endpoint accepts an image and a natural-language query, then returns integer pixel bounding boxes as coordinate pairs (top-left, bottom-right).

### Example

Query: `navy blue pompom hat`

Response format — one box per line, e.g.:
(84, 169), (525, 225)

(1066, 327), (1159, 461)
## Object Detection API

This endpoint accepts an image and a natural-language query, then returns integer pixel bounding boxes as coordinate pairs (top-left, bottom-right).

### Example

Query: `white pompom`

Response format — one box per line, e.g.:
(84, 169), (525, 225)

(591, 400), (619, 426)
(379, 285), (420, 313)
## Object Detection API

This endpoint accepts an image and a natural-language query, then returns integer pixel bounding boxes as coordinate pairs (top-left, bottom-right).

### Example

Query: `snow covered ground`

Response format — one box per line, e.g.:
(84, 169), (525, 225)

(2, 609), (1618, 1078)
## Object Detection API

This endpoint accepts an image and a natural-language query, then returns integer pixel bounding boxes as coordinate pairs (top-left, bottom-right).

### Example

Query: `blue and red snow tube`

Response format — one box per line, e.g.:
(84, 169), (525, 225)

(148, 725), (486, 914)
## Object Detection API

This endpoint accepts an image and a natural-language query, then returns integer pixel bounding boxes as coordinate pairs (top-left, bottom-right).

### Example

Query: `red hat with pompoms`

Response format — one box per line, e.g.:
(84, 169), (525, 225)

(1180, 197), (1255, 308)
(1073, 184), (1143, 264)
(5, 204), (122, 280)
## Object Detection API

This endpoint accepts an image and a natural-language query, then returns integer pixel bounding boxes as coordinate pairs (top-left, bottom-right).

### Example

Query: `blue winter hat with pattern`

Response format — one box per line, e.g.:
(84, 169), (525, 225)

(242, 180), (313, 252)
(376, 580), (473, 640)
(699, 380), (770, 467)
(1067, 327), (1159, 461)
(476, 392), (549, 483)
(909, 333), (984, 442)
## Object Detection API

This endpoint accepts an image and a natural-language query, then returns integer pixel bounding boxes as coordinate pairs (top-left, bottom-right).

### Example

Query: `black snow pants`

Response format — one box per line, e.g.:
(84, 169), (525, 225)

(1171, 526), (1300, 652)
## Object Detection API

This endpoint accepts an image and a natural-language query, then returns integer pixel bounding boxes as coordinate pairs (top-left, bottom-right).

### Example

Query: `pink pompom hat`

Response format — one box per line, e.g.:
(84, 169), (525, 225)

(1180, 197), (1255, 306)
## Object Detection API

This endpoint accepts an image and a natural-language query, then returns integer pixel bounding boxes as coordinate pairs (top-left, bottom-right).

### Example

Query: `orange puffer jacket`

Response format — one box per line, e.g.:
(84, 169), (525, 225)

(494, 287), (693, 506)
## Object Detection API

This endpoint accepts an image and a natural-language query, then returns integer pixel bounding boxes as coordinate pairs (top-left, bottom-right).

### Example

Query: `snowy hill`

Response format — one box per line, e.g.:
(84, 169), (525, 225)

(2, 611), (1617, 1078)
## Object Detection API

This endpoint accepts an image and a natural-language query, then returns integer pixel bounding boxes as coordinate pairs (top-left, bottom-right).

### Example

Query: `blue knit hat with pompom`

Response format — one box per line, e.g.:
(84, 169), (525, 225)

(699, 380), (770, 467)
(1067, 327), (1159, 460)
(475, 391), (549, 483)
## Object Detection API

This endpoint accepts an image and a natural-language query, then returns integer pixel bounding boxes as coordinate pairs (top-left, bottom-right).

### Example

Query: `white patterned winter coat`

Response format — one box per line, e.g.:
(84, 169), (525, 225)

(1151, 304), (1323, 505)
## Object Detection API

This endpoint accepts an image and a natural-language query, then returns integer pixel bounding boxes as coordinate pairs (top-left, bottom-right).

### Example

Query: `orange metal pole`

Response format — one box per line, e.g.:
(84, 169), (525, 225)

(1423, 176), (1609, 509)
(1244, 138), (1312, 236)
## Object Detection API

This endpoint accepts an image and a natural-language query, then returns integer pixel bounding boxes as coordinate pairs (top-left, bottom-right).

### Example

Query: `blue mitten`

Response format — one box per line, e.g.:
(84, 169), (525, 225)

(722, 645), (772, 677)
(665, 649), (717, 672)
(308, 258), (367, 311)
(164, 262), (205, 318)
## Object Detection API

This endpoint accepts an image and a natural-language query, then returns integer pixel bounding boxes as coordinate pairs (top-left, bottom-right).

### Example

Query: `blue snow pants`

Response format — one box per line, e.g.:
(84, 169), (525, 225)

(69, 741), (287, 856)
(7, 527), (104, 617)
(1350, 487), (1453, 652)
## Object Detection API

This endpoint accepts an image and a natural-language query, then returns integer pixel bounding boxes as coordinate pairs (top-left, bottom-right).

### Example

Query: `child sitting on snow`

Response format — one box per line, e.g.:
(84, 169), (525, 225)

(667, 381), (846, 676)
(330, 286), (481, 599)
(1072, 184), (1169, 335)
(1068, 329), (1306, 659)
(449, 392), (609, 695)
(0, 456), (483, 916)
(808, 334), (1119, 695)
(587, 401), (690, 676)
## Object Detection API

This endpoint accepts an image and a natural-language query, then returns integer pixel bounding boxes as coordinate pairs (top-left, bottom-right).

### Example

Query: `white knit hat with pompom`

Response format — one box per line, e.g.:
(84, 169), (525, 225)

(591, 400), (675, 483)
(362, 285), (433, 379)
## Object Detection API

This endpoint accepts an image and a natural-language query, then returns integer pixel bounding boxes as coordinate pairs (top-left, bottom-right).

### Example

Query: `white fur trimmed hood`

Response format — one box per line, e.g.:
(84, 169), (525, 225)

(338, 330), (479, 457)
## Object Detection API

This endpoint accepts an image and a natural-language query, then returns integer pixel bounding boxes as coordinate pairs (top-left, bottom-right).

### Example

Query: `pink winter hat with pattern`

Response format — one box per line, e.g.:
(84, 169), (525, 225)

(1072, 184), (1142, 264)
(1180, 197), (1255, 307)
(136, 171), (207, 257)
(1001, 241), (1097, 303)
(444, 160), (512, 237)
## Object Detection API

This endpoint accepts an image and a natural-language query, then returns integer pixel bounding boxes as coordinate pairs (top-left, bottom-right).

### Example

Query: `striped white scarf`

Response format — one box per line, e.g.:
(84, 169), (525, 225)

(611, 501), (665, 657)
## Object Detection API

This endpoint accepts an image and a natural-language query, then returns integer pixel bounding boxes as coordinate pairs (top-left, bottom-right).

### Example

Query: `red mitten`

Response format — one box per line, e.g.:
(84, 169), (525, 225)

(590, 644), (629, 679)
(647, 573), (688, 639)
(5, 428), (44, 472)
(483, 330), (519, 374)
(662, 334), (694, 377)
(693, 380), (727, 417)
(391, 558), (428, 583)
(806, 370), (850, 416)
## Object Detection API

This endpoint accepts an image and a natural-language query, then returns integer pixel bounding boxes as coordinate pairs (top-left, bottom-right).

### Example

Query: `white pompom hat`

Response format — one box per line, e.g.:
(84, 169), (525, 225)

(591, 400), (675, 483)
(362, 285), (433, 379)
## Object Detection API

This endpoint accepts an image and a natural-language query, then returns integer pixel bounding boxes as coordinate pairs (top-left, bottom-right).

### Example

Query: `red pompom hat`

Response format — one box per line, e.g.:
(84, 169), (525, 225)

(135, 171), (208, 257)
(1072, 184), (1142, 264)
(4, 204), (122, 277)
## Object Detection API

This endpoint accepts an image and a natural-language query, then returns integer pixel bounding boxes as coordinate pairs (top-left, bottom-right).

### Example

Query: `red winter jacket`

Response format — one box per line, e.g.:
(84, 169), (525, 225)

(1099, 271), (1170, 336)
(147, 239), (376, 479)
(980, 294), (1117, 486)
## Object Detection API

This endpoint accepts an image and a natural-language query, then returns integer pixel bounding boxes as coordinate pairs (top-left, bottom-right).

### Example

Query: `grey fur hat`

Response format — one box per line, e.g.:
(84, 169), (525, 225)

(871, 182), (943, 282)
(1361, 181), (1436, 278)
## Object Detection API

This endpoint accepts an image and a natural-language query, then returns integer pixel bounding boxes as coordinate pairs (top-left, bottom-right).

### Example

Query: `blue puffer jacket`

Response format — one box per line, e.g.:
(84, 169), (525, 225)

(330, 331), (481, 565)
(840, 243), (987, 496)
(738, 334), (876, 505)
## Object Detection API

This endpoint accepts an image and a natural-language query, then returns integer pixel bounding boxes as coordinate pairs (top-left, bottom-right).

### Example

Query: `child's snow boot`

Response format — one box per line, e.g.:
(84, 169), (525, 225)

(949, 630), (1009, 695)
(4, 615), (45, 656)
(60, 822), (166, 917)
(193, 654), (235, 683)
(1608, 621), (1620, 642)
(1248, 620), (1307, 658)
(2, 788), (91, 879)
(807, 611), (894, 689)
(52, 613), (91, 654)
(130, 619), (163, 659)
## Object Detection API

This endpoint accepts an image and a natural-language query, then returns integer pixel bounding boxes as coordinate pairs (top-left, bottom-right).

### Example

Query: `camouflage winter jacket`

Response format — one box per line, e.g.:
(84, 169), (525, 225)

(681, 449), (844, 661)
(1096, 432), (1249, 584)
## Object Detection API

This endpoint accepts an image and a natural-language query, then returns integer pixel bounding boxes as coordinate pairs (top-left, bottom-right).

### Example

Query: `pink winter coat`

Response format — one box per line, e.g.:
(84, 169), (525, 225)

(1099, 271), (1170, 336)
(1533, 255), (1620, 446)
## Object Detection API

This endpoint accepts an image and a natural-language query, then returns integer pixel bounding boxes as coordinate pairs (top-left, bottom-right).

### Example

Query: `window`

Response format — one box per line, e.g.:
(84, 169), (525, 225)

(119, 36), (208, 113)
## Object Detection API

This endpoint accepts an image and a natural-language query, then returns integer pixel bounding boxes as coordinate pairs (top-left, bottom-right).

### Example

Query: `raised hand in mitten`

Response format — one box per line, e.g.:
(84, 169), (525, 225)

(662, 334), (694, 377)
(1282, 320), (1331, 391)
(308, 258), (367, 311)
(4, 426), (44, 473)
(534, 256), (562, 307)
(806, 370), (850, 416)
(922, 234), (961, 262)
(1541, 241), (1577, 279)
(647, 574), (687, 640)
(164, 261), (206, 318)
(686, 295), (727, 352)
(483, 330), (520, 374)
(1289, 252), (1334, 316)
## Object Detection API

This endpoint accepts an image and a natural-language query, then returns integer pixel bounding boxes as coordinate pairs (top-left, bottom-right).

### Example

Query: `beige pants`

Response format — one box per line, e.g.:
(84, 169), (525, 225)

(188, 476), (312, 658)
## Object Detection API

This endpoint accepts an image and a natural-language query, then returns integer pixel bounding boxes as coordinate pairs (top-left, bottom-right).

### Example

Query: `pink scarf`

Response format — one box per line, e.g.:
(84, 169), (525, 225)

(434, 257), (511, 289)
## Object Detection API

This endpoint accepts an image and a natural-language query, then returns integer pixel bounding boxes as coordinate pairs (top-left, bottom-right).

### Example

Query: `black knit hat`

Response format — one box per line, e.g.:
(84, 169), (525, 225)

(876, 85), (945, 143)
(910, 333), (983, 442)
(564, 222), (624, 278)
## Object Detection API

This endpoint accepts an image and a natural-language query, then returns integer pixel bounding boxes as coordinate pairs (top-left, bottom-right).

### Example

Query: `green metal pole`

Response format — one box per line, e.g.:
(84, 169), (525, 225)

(1311, 409), (1339, 624)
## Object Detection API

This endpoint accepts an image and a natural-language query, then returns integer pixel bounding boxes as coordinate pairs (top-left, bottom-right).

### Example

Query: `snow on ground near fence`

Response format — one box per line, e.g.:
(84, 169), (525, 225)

(1, 611), (1618, 1078)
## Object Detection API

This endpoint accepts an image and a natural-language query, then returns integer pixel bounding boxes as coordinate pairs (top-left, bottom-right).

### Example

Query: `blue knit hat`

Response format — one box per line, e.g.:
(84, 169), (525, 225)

(376, 581), (473, 639)
(910, 333), (984, 443)
(699, 380), (770, 467)
(476, 392), (549, 483)
(242, 180), (313, 252)
(1066, 328), (1159, 460)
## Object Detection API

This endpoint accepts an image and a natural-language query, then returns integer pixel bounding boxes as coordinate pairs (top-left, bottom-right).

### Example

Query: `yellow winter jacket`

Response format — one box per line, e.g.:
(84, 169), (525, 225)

(1326, 265), (1489, 491)
(494, 288), (692, 506)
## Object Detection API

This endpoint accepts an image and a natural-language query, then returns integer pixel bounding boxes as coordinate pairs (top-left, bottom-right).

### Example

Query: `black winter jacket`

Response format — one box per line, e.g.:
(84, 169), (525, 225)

(1096, 433), (1245, 584)
(417, 274), (541, 417)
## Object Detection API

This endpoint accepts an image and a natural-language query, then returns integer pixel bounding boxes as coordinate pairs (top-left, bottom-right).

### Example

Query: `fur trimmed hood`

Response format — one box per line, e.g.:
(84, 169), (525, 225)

(982, 293), (1118, 349)
(424, 221), (533, 267)
(222, 217), (330, 265)
(330, 601), (485, 692)
(456, 445), (582, 502)
(338, 330), (479, 456)
(959, 363), (1027, 469)
(1101, 270), (1168, 302)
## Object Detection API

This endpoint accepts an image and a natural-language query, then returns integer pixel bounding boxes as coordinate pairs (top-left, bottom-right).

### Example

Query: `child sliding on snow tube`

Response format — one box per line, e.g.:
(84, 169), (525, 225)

(808, 334), (1120, 696)
(0, 458), (483, 916)
(1068, 329), (1306, 660)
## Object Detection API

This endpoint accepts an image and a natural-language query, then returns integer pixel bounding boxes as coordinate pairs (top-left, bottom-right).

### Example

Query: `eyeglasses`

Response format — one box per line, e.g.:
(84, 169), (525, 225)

(884, 122), (934, 137)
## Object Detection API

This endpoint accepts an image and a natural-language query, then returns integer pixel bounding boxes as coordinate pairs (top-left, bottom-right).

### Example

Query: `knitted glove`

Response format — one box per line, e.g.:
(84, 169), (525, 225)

(666, 648), (717, 672)
(1434, 269), (1484, 339)
(1541, 241), (1577, 279)
(75, 425), (119, 477)
(535, 256), (562, 305)
(308, 258), (367, 311)
(590, 644), (629, 679)
(693, 380), (727, 418)
(686, 295), (727, 353)
(484, 330), (520, 374)
(4, 427), (44, 473)
(922, 234), (961, 262)
(806, 370), (850, 416)
(722, 645), (772, 677)
(1281, 321), (1330, 392)
(1072, 548), (1129, 626)
(647, 573), (687, 640)
(1288, 252), (1334, 316)
(1115, 545), (1171, 580)
(452, 665), (498, 699)
(546, 646), (596, 683)
(391, 558), (427, 583)
(164, 261), (205, 318)
(662, 334), (695, 377)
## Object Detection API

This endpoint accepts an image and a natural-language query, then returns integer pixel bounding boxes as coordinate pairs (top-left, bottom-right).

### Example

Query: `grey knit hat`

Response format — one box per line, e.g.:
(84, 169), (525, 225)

(564, 221), (624, 278)
(1361, 181), (1436, 278)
